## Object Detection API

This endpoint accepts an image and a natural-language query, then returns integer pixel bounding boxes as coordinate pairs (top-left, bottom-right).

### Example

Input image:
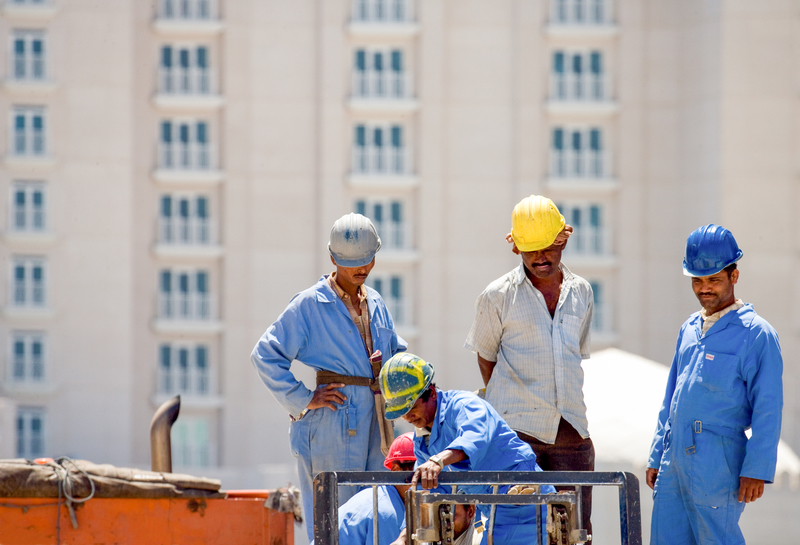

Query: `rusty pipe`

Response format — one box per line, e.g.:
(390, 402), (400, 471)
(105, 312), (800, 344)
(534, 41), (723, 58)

(150, 395), (180, 473)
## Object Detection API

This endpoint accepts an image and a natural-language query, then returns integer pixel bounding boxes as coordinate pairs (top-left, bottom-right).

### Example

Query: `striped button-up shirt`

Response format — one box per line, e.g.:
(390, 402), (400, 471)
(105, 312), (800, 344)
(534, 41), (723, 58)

(464, 264), (593, 444)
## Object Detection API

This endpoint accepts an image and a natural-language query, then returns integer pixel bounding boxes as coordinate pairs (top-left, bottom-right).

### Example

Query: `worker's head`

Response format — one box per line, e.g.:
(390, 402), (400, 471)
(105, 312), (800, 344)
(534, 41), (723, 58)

(379, 353), (436, 427)
(328, 213), (381, 288)
(509, 196), (571, 280)
(384, 432), (416, 471)
(683, 224), (742, 314)
(453, 504), (478, 539)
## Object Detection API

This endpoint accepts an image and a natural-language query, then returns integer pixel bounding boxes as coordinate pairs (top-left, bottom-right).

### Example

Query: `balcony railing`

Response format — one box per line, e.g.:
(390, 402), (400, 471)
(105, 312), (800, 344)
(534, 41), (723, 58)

(159, 216), (213, 245)
(159, 0), (214, 20)
(352, 70), (410, 100)
(159, 292), (212, 320)
(551, 0), (612, 25)
(13, 130), (45, 156)
(160, 368), (209, 396)
(563, 227), (612, 256)
(352, 146), (409, 175)
(551, 73), (609, 102)
(160, 67), (212, 95)
(13, 56), (45, 81)
(159, 142), (211, 170)
(352, 0), (413, 23)
(374, 221), (407, 250)
(550, 150), (608, 179)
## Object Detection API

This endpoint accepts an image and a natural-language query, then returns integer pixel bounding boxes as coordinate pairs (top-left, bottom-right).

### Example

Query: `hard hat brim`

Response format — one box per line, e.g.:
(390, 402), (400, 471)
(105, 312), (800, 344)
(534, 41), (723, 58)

(329, 250), (378, 268)
(682, 250), (743, 277)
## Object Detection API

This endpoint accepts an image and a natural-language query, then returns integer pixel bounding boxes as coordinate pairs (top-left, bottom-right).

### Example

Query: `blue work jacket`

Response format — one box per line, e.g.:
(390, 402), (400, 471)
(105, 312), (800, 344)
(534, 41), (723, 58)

(647, 304), (783, 482)
(252, 275), (407, 417)
(414, 389), (538, 472)
(337, 485), (406, 545)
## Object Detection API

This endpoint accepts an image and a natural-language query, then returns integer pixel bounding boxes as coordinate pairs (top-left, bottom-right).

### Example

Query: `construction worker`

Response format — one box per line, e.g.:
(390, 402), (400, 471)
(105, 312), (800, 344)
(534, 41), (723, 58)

(464, 195), (595, 537)
(379, 353), (554, 545)
(329, 432), (481, 545)
(646, 224), (783, 545)
(251, 213), (407, 541)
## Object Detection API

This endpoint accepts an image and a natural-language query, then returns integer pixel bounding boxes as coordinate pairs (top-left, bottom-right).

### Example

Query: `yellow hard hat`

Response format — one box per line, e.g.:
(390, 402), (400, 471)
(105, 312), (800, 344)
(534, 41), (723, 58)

(510, 195), (565, 252)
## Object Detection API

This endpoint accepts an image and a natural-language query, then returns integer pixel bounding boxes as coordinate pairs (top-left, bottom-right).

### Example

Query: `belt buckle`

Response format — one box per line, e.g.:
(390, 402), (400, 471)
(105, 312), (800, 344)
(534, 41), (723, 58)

(694, 421), (702, 434)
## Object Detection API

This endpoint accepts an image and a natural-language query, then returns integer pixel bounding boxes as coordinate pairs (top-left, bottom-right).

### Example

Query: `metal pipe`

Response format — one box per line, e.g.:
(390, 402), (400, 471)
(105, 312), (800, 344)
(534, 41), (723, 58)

(150, 395), (180, 473)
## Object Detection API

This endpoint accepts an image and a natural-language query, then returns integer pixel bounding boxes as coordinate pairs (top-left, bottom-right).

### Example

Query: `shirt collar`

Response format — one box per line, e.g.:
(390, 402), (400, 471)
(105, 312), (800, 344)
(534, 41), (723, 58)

(700, 298), (745, 321)
(514, 262), (574, 287)
(328, 271), (368, 303)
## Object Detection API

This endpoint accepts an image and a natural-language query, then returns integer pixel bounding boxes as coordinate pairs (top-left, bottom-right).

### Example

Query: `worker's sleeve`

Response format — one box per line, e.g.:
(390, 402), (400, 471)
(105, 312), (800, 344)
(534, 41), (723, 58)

(441, 397), (494, 470)
(337, 502), (368, 545)
(579, 286), (593, 360)
(464, 289), (503, 362)
(740, 322), (784, 483)
(647, 327), (684, 469)
(250, 298), (315, 417)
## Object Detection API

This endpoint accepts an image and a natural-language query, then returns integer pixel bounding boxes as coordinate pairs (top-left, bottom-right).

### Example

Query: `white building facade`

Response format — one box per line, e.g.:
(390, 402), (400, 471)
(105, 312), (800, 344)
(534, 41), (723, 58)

(0, 0), (798, 507)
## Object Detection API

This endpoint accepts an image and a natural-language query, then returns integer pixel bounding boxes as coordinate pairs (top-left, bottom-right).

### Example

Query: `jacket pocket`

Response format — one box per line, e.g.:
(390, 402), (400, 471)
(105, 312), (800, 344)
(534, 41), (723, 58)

(697, 352), (740, 392)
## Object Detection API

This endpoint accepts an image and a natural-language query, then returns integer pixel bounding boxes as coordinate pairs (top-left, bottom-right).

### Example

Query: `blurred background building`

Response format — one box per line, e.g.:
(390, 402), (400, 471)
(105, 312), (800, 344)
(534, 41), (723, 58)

(0, 0), (798, 542)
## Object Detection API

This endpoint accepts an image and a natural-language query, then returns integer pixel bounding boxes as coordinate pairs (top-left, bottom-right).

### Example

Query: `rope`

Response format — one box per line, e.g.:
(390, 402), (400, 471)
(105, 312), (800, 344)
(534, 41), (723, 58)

(52, 457), (96, 543)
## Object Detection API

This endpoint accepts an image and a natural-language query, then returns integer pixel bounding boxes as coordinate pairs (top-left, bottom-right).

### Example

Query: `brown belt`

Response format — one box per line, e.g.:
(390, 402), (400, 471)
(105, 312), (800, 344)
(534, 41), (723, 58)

(316, 371), (380, 392)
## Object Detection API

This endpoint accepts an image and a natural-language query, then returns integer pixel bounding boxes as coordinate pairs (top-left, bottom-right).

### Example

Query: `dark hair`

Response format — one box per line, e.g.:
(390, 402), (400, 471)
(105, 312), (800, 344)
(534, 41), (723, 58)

(394, 460), (416, 471)
(723, 263), (738, 278)
(419, 383), (437, 402)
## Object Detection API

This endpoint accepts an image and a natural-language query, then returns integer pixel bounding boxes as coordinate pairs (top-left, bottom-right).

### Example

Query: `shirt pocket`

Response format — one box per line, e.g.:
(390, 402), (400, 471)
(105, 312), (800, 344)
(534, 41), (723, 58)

(697, 352), (740, 392)
(559, 314), (583, 356)
(375, 326), (394, 356)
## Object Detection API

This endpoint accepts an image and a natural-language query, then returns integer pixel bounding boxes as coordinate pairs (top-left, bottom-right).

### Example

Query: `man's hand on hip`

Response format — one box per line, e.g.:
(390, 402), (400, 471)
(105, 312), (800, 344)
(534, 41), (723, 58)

(738, 477), (764, 503)
(307, 383), (347, 411)
(645, 468), (659, 490)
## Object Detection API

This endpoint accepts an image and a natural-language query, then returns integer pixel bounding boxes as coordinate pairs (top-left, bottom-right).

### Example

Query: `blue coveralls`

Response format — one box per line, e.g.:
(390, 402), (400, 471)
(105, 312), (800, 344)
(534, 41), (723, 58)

(251, 276), (407, 541)
(647, 304), (783, 545)
(415, 389), (554, 545)
(336, 485), (406, 545)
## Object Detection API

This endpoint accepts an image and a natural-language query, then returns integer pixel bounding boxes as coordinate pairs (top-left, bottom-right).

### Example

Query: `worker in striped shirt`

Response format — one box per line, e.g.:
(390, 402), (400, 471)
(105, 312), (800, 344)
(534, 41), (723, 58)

(465, 195), (595, 540)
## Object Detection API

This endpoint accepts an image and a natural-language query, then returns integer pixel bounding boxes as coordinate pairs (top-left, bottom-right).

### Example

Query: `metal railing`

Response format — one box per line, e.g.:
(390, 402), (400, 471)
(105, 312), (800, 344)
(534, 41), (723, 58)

(159, 142), (212, 170)
(159, 0), (214, 20)
(352, 70), (410, 99)
(158, 292), (212, 320)
(551, 72), (609, 102)
(563, 226), (612, 256)
(352, 146), (409, 175)
(159, 67), (213, 95)
(550, 150), (608, 179)
(352, 0), (413, 23)
(314, 471), (642, 545)
(550, 0), (612, 25)
(159, 216), (213, 245)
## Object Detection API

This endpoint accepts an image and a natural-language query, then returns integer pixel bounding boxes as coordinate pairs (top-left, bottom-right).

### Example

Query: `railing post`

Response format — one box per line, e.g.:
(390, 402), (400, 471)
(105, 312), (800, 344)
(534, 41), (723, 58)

(314, 471), (340, 545)
(618, 472), (643, 545)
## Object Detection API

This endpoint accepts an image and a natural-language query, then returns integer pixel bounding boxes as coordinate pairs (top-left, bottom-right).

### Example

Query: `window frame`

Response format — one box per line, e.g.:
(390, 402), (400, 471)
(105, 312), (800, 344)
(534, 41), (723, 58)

(16, 406), (46, 459)
(9, 180), (47, 233)
(10, 255), (47, 309)
(10, 106), (47, 157)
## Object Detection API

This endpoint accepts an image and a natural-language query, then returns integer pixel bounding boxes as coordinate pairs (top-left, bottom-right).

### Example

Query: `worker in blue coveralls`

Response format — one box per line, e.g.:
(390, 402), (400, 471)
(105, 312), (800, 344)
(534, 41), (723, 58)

(646, 224), (783, 545)
(251, 213), (407, 541)
(379, 353), (555, 545)
(327, 432), (481, 545)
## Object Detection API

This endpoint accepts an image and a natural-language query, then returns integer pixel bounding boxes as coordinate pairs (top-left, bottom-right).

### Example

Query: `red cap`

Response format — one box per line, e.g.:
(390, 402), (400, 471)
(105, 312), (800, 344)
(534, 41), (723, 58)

(384, 432), (416, 470)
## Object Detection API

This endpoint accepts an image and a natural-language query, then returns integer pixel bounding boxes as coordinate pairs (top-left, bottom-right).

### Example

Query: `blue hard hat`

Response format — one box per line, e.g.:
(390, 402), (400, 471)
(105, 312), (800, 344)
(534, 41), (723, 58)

(682, 224), (743, 277)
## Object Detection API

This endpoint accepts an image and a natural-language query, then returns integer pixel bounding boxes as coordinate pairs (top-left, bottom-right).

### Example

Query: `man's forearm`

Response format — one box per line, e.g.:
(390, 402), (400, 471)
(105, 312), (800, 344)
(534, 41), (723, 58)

(477, 355), (497, 387)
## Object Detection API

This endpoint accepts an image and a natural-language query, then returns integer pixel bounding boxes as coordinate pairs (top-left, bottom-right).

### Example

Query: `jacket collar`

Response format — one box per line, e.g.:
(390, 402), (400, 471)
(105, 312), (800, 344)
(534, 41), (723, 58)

(314, 275), (378, 320)
(693, 303), (755, 337)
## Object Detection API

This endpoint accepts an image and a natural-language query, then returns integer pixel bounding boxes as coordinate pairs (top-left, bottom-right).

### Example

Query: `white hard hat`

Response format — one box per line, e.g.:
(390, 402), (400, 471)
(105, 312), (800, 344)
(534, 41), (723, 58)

(328, 213), (381, 267)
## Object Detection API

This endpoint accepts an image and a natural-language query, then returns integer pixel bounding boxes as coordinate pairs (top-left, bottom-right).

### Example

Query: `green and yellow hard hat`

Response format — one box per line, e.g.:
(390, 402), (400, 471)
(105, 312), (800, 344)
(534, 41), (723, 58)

(379, 353), (435, 420)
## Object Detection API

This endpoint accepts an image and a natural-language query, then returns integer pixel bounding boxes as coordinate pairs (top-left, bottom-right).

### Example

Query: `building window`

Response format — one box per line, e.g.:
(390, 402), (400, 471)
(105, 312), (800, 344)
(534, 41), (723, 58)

(159, 194), (211, 245)
(159, 268), (211, 320)
(159, 344), (210, 396)
(353, 48), (408, 99)
(159, 45), (211, 95)
(551, 50), (606, 101)
(11, 31), (46, 81)
(159, 0), (213, 20)
(551, 0), (610, 25)
(10, 181), (46, 232)
(8, 0), (49, 6)
(352, 0), (413, 23)
(369, 274), (407, 326)
(550, 127), (606, 179)
(588, 280), (611, 333)
(11, 257), (46, 308)
(16, 407), (45, 459)
(355, 198), (407, 250)
(10, 332), (45, 383)
(11, 107), (46, 157)
(556, 202), (608, 256)
(159, 119), (211, 170)
(172, 417), (211, 467)
(352, 124), (407, 175)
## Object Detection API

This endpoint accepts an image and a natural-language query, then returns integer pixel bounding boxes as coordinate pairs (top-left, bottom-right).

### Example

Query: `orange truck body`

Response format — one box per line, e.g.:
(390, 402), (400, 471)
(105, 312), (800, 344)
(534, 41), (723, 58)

(0, 490), (294, 545)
